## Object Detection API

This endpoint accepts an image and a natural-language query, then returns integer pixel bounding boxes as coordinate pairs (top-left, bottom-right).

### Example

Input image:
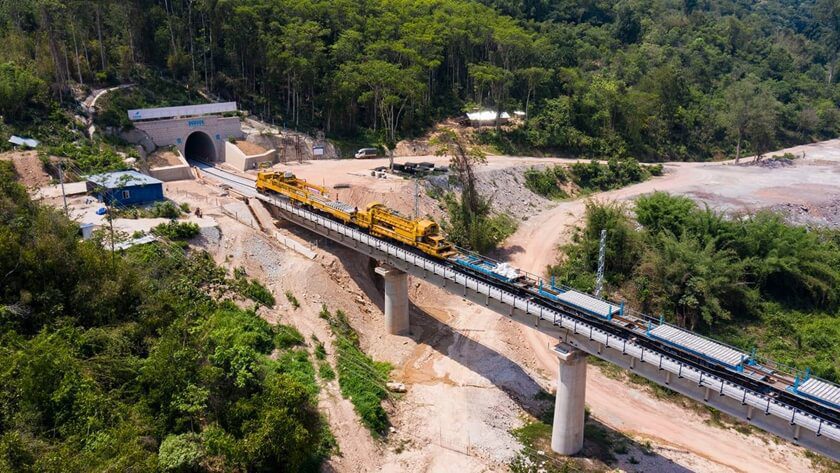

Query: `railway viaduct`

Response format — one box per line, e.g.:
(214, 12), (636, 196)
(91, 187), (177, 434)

(194, 162), (840, 462)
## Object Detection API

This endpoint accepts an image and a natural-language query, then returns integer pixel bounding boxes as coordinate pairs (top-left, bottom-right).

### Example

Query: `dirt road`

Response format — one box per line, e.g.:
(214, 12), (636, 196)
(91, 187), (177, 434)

(502, 139), (840, 472)
(179, 139), (840, 472)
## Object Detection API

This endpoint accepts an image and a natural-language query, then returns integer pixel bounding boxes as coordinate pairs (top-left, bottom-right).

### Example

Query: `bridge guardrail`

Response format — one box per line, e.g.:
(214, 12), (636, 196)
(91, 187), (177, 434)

(257, 191), (840, 446)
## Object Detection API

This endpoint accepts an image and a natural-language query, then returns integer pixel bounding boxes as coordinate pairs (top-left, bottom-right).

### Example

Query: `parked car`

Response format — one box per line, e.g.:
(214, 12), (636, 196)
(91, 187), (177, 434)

(354, 147), (381, 159)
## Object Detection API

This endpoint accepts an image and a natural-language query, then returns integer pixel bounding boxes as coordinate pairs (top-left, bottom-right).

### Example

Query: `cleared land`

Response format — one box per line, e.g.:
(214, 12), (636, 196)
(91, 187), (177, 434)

(177, 139), (840, 472)
(28, 138), (837, 472)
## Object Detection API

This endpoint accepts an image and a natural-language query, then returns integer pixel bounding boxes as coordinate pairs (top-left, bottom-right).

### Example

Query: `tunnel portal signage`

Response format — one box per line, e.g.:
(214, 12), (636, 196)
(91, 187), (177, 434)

(188, 119), (205, 128)
(127, 102), (237, 121)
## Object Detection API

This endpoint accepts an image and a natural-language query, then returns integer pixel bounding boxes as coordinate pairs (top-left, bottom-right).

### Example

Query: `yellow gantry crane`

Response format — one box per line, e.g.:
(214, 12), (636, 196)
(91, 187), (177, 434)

(256, 171), (456, 258)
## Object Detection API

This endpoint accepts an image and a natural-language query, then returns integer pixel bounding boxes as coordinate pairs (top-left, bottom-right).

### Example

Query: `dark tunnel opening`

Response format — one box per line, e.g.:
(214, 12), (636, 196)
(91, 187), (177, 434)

(184, 131), (216, 162)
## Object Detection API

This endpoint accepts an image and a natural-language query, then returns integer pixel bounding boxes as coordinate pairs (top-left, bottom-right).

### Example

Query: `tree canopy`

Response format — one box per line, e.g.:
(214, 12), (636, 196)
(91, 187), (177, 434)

(0, 161), (332, 471)
(1, 0), (839, 160)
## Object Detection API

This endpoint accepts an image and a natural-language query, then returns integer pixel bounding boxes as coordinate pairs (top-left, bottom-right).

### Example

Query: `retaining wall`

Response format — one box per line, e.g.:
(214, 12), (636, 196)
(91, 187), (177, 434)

(224, 141), (276, 171)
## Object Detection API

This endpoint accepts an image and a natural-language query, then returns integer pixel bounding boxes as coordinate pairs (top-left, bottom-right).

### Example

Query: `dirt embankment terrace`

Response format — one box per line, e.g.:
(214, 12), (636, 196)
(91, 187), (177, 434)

(191, 138), (840, 472)
(0, 150), (52, 189)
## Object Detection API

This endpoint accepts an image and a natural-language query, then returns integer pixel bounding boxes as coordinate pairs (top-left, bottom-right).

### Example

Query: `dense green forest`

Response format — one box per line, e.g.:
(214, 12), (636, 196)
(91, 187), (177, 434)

(2, 0), (840, 160)
(0, 161), (333, 471)
(550, 194), (840, 382)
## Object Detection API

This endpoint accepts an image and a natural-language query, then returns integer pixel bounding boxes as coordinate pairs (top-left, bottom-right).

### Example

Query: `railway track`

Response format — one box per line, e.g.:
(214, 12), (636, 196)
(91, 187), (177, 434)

(190, 160), (840, 458)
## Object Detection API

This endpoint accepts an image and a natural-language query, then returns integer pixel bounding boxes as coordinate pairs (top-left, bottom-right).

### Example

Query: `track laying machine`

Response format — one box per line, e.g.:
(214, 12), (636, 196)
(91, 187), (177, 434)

(256, 171), (457, 258)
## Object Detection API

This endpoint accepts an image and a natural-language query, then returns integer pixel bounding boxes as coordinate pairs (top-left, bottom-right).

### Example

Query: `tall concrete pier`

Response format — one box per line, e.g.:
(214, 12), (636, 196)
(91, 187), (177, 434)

(375, 265), (410, 335)
(551, 343), (587, 455)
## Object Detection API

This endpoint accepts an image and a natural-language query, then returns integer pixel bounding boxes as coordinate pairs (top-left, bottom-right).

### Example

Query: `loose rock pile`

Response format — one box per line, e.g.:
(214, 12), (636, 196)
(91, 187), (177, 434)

(768, 199), (840, 229)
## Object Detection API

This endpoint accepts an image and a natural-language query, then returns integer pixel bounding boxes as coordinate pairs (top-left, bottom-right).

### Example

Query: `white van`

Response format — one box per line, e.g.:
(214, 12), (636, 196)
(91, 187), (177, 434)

(354, 148), (380, 159)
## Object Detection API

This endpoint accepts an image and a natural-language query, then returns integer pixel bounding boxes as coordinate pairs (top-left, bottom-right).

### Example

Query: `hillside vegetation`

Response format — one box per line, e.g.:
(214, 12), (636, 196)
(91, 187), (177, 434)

(551, 194), (840, 382)
(1, 0), (840, 161)
(0, 161), (332, 471)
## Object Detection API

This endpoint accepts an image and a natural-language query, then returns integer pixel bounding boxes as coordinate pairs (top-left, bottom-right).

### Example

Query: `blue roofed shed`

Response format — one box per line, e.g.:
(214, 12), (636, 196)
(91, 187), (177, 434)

(87, 170), (164, 206)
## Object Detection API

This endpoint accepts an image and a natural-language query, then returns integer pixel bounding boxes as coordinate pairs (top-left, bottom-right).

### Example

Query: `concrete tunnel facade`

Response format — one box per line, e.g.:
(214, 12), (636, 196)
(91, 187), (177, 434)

(133, 114), (244, 162)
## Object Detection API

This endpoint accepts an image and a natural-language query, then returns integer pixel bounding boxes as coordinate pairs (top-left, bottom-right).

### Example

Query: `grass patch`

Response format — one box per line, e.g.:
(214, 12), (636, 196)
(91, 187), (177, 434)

(321, 306), (392, 435)
(274, 349), (318, 397)
(318, 362), (336, 381)
(286, 291), (301, 309)
(231, 268), (276, 308)
(274, 324), (304, 348)
(314, 340), (327, 361)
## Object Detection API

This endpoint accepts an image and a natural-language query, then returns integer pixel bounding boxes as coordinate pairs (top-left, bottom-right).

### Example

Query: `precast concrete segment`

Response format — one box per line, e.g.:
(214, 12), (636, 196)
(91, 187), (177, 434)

(193, 163), (840, 461)
(551, 343), (587, 455)
(375, 265), (410, 335)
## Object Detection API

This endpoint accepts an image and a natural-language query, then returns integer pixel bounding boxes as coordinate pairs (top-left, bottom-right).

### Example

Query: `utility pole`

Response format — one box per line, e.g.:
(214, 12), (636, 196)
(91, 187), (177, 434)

(108, 203), (115, 268)
(414, 176), (420, 219)
(57, 159), (68, 216)
(594, 229), (607, 297)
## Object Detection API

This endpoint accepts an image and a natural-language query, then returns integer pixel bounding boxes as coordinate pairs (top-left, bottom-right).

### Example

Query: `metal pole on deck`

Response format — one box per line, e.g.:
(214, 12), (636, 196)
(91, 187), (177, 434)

(414, 177), (419, 219)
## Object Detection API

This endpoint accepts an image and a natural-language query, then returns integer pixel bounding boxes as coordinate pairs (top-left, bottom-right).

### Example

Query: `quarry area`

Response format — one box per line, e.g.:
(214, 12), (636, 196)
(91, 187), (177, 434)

(5, 132), (840, 473)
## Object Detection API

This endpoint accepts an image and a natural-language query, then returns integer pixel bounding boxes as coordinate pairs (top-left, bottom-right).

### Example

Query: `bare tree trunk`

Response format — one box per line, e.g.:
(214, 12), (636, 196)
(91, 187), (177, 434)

(202, 12), (209, 90)
(96, 4), (106, 70)
(71, 22), (84, 84)
(735, 131), (742, 163)
(163, 0), (177, 51)
(525, 87), (532, 119)
(209, 18), (215, 91)
(41, 6), (68, 96)
(188, 0), (196, 80)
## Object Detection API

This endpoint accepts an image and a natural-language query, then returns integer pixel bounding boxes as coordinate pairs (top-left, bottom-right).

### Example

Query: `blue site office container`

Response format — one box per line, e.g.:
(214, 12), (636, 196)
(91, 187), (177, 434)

(86, 170), (164, 206)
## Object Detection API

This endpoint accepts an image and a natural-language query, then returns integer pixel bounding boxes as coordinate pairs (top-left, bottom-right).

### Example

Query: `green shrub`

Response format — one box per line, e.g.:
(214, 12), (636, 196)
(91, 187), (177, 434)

(47, 142), (127, 174)
(441, 192), (517, 253)
(524, 165), (569, 199)
(242, 280), (276, 307)
(158, 433), (204, 471)
(569, 158), (652, 191)
(0, 62), (46, 120)
(274, 324), (304, 348)
(648, 163), (664, 176)
(151, 221), (200, 240)
(151, 201), (184, 219)
(275, 349), (318, 397)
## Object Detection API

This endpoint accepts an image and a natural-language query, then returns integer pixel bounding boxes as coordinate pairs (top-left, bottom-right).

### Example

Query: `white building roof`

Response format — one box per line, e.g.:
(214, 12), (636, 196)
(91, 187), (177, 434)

(8, 136), (40, 148)
(87, 170), (162, 189)
(466, 110), (511, 122)
(114, 235), (158, 251)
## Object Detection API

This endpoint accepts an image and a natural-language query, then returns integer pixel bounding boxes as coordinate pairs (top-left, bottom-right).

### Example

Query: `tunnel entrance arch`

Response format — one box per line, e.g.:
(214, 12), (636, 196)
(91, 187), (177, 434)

(184, 131), (217, 162)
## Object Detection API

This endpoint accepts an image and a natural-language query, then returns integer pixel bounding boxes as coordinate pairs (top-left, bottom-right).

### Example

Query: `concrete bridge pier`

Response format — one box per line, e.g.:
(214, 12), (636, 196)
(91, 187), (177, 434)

(375, 265), (410, 335)
(551, 343), (587, 455)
